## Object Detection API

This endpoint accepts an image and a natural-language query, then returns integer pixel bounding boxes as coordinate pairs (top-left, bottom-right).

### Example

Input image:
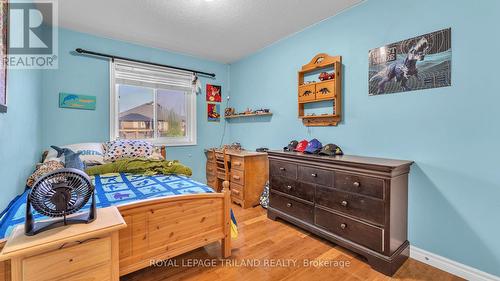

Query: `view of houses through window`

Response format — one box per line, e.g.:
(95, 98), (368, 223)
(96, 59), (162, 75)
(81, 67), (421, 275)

(118, 85), (187, 140)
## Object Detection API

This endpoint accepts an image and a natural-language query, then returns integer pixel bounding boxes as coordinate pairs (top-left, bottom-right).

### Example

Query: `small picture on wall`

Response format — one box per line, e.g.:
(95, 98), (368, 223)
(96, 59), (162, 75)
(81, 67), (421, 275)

(207, 103), (220, 122)
(206, 84), (221, 102)
(59, 93), (97, 110)
(368, 28), (451, 95)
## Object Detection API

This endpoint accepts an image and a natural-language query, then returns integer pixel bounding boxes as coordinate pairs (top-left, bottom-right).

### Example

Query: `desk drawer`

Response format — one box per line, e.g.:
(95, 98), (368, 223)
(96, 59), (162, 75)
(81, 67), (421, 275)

(231, 182), (244, 200)
(23, 237), (111, 281)
(316, 186), (385, 225)
(315, 207), (384, 253)
(270, 192), (313, 223)
(231, 156), (245, 171)
(270, 160), (297, 179)
(231, 169), (245, 185)
(298, 166), (333, 187)
(335, 172), (384, 200)
(270, 176), (314, 202)
(206, 163), (216, 177)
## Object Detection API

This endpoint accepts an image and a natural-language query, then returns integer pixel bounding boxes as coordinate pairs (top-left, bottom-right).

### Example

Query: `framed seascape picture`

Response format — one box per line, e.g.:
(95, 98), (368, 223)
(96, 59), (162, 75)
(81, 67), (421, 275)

(0, 0), (8, 113)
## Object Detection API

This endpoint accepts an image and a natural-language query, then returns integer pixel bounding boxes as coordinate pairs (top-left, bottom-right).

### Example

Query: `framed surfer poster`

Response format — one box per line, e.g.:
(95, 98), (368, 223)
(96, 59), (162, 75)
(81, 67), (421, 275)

(368, 28), (451, 96)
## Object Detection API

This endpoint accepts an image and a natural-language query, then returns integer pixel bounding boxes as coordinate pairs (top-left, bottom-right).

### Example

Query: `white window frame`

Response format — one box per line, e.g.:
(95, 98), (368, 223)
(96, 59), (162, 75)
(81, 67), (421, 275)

(109, 60), (197, 146)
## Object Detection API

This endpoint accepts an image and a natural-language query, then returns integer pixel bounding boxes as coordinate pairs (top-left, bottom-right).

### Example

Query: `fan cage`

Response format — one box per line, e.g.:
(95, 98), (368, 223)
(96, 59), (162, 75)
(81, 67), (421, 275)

(29, 168), (94, 218)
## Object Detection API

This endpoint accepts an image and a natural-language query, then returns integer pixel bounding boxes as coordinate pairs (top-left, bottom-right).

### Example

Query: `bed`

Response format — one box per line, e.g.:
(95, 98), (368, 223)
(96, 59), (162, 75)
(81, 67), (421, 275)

(0, 172), (232, 277)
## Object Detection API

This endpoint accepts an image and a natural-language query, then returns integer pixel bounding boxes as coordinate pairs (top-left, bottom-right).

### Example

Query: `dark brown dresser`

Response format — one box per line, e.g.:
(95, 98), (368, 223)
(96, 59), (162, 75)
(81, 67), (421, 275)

(267, 151), (413, 276)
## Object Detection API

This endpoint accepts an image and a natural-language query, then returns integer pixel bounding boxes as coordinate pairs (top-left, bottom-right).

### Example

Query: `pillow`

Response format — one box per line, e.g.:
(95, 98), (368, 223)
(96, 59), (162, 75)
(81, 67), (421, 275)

(45, 143), (105, 165)
(50, 146), (85, 170)
(103, 140), (154, 162)
(26, 160), (64, 187)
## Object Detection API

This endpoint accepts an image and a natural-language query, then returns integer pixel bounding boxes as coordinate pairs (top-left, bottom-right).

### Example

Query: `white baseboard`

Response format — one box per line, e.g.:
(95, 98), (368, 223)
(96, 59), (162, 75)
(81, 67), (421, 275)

(410, 246), (500, 281)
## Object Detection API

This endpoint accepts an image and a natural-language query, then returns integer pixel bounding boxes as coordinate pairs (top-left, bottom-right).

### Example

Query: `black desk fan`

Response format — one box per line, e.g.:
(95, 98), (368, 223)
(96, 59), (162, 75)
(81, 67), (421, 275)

(25, 168), (96, 236)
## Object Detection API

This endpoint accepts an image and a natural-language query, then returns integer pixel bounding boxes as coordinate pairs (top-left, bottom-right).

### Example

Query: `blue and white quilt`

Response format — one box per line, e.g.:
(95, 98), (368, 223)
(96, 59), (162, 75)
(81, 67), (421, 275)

(0, 173), (214, 240)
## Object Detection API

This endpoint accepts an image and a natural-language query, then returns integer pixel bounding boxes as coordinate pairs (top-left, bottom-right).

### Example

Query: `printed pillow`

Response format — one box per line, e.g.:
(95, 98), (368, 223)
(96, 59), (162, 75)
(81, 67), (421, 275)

(45, 143), (105, 165)
(103, 140), (153, 162)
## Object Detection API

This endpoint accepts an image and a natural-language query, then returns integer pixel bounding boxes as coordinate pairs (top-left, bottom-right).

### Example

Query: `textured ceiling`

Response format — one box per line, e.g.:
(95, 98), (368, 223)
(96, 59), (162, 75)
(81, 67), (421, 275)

(52, 0), (362, 63)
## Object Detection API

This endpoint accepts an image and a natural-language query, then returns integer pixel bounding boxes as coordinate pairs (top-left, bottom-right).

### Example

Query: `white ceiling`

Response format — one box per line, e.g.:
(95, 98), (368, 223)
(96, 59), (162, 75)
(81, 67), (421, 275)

(52, 0), (362, 63)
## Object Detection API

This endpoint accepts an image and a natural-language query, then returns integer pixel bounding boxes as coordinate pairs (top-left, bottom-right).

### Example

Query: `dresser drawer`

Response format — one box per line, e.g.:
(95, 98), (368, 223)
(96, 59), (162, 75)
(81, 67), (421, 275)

(315, 207), (384, 253)
(270, 192), (313, 223)
(298, 166), (333, 187)
(23, 237), (111, 281)
(231, 156), (245, 171)
(270, 160), (297, 179)
(335, 172), (384, 200)
(231, 169), (245, 185)
(316, 186), (385, 225)
(230, 182), (244, 200)
(270, 176), (314, 202)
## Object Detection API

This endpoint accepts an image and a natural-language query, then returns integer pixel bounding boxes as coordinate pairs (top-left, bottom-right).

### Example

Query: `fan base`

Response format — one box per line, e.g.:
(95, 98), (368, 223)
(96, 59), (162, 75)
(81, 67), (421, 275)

(25, 211), (96, 236)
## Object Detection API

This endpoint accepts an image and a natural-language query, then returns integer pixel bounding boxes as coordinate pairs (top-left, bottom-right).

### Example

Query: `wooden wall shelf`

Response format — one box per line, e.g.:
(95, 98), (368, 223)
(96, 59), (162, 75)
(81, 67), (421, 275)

(297, 53), (342, 127)
(225, 113), (272, 119)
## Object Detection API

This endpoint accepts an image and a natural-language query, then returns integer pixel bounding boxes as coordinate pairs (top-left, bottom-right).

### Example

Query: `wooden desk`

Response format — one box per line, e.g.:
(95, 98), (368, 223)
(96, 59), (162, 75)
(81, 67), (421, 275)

(206, 149), (269, 208)
(0, 207), (126, 281)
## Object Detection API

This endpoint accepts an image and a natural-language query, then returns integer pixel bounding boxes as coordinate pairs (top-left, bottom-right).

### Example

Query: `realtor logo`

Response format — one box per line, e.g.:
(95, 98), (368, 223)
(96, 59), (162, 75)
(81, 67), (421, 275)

(7, 1), (58, 69)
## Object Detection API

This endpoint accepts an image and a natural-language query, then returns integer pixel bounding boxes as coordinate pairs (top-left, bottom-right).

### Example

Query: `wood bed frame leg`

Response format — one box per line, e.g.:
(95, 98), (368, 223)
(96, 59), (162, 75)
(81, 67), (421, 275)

(221, 181), (232, 258)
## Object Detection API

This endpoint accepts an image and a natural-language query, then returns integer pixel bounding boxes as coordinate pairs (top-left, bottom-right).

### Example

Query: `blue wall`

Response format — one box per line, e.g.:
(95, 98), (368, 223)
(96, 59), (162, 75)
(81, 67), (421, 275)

(0, 69), (43, 209)
(41, 28), (230, 183)
(229, 0), (500, 276)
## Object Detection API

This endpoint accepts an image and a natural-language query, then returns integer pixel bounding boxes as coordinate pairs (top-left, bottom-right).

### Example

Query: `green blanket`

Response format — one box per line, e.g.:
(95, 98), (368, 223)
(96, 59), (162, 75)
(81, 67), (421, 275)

(85, 158), (192, 177)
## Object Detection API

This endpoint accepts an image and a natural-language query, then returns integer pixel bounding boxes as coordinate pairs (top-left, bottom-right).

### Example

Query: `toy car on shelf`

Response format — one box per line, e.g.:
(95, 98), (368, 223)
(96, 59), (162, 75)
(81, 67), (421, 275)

(319, 72), (335, 81)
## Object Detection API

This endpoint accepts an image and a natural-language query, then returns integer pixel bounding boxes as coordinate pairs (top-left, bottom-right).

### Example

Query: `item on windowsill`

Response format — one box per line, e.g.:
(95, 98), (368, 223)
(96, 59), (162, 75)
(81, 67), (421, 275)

(319, 72), (335, 81)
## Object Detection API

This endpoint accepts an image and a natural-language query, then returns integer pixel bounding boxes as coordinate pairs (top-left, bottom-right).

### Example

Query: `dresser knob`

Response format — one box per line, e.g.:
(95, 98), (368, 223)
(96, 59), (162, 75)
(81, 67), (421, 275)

(353, 181), (360, 187)
(341, 200), (348, 207)
(340, 223), (347, 229)
(286, 185), (292, 190)
(279, 167), (286, 171)
(311, 173), (317, 177)
(286, 203), (292, 208)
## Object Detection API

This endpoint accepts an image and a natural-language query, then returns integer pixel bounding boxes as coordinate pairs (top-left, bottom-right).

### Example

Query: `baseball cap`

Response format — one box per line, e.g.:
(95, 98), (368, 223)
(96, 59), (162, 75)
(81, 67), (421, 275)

(294, 140), (309, 152)
(283, 140), (299, 152)
(318, 143), (344, 156)
(304, 139), (322, 154)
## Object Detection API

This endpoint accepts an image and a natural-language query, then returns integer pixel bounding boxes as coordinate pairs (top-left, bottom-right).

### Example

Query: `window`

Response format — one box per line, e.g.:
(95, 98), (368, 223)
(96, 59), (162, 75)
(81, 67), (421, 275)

(110, 60), (196, 146)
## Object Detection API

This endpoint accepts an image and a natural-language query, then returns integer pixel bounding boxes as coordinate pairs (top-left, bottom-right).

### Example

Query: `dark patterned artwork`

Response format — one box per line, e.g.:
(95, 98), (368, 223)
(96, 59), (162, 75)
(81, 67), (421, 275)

(368, 28), (451, 96)
(0, 0), (8, 113)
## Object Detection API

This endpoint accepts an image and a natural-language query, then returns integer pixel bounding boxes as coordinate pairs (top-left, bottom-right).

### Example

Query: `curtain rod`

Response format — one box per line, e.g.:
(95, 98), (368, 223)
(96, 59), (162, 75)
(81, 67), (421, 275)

(75, 48), (216, 78)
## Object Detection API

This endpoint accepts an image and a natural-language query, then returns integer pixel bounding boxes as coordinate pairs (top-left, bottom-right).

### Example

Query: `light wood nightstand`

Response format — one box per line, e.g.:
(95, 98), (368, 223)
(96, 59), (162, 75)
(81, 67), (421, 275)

(0, 207), (126, 281)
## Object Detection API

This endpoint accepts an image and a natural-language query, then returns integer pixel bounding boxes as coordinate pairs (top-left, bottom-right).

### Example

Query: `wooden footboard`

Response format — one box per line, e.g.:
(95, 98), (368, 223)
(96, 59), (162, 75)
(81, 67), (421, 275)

(117, 183), (232, 276)
(0, 184), (232, 279)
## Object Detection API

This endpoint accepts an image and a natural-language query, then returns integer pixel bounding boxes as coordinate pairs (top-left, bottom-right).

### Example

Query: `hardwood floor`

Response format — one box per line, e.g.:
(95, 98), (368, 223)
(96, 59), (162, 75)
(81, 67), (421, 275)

(122, 204), (463, 281)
